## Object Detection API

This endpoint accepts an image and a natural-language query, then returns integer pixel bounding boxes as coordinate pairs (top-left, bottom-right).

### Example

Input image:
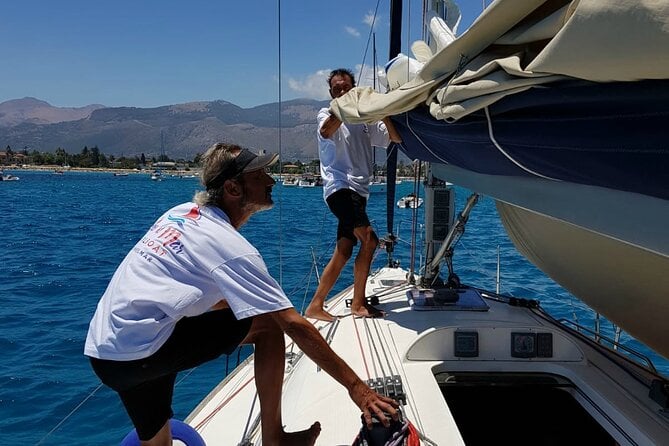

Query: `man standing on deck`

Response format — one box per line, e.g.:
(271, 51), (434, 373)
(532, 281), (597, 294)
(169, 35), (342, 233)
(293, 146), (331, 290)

(84, 143), (398, 446)
(305, 68), (402, 321)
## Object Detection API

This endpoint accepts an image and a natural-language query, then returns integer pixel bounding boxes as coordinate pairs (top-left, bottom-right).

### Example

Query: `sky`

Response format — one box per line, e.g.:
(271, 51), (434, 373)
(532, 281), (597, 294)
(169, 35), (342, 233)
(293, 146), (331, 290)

(1, 0), (482, 109)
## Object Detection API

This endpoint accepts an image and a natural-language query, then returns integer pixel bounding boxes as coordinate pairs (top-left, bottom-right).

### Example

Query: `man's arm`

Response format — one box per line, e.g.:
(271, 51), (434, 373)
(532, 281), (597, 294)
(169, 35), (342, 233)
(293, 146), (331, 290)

(382, 117), (402, 144)
(319, 112), (342, 139)
(270, 308), (398, 427)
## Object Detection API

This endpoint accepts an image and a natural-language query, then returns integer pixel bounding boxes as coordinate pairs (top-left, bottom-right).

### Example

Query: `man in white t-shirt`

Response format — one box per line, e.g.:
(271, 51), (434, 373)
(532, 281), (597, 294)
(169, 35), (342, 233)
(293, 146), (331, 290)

(305, 69), (401, 322)
(85, 143), (398, 446)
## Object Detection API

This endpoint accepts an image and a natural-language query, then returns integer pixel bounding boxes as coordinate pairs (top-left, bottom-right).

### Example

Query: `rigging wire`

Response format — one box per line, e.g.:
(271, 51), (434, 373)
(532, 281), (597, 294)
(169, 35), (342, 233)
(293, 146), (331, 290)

(298, 250), (318, 315)
(408, 160), (421, 281)
(277, 0), (284, 287)
(357, 0), (384, 85)
(406, 0), (412, 56)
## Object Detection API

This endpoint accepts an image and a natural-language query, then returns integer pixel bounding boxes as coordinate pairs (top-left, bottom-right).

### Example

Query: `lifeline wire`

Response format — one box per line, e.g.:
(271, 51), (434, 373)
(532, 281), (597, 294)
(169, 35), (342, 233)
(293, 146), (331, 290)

(36, 383), (103, 445)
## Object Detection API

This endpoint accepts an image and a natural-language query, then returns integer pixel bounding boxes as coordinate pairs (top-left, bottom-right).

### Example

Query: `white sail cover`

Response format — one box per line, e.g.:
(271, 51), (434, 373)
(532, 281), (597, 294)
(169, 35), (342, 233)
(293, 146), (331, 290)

(329, 0), (669, 123)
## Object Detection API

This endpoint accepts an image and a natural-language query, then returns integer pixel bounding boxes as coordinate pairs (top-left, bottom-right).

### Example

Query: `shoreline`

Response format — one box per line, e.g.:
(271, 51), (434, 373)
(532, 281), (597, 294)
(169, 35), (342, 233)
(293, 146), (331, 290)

(2, 165), (200, 176)
(3, 165), (420, 184)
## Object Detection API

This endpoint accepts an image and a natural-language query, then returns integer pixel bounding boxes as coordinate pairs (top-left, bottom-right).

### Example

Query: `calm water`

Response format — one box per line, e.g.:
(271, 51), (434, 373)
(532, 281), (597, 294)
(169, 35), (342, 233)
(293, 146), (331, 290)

(1, 170), (666, 445)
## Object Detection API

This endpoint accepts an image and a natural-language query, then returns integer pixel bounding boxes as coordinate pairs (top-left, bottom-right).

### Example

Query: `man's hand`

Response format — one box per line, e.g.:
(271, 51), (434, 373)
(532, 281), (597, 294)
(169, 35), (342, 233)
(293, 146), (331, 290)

(382, 117), (402, 144)
(349, 381), (399, 428)
(273, 309), (399, 428)
(319, 112), (342, 139)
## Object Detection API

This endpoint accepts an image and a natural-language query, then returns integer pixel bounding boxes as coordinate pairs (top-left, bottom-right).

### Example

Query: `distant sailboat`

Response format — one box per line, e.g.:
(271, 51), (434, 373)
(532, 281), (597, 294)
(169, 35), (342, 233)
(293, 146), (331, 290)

(151, 130), (166, 181)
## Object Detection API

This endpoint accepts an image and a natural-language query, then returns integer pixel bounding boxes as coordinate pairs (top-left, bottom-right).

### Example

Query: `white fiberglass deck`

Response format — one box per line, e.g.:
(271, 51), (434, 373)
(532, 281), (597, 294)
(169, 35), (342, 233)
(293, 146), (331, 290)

(186, 267), (669, 445)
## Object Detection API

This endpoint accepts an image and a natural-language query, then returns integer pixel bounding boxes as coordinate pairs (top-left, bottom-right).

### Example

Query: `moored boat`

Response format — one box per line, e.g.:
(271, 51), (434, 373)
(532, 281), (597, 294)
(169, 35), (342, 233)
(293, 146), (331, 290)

(150, 169), (163, 181)
(0, 171), (20, 181)
(369, 179), (387, 194)
(397, 193), (423, 209)
(298, 174), (323, 187)
(282, 176), (298, 186)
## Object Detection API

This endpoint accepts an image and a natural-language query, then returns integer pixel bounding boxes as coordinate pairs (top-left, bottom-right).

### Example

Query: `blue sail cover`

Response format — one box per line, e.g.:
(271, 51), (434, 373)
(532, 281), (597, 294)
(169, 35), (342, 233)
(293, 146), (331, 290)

(392, 80), (669, 201)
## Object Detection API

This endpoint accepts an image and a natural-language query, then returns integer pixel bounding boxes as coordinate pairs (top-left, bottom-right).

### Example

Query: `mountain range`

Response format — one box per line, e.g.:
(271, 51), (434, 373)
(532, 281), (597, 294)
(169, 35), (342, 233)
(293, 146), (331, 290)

(0, 97), (331, 161)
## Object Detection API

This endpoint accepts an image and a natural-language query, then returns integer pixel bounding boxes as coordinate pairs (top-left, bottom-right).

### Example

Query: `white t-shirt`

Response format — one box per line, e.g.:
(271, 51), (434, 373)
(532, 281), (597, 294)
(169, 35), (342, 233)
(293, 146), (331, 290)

(84, 203), (293, 361)
(317, 107), (391, 200)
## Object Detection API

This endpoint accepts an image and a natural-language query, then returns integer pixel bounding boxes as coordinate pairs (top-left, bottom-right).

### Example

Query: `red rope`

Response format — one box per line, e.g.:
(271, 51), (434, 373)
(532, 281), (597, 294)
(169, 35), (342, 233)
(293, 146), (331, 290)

(407, 420), (421, 446)
(193, 340), (298, 431)
(194, 375), (255, 430)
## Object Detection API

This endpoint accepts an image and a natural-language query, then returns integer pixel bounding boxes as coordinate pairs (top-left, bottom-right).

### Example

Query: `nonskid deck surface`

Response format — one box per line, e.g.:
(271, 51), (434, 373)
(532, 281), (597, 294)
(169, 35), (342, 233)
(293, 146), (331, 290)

(186, 267), (418, 445)
(186, 267), (669, 445)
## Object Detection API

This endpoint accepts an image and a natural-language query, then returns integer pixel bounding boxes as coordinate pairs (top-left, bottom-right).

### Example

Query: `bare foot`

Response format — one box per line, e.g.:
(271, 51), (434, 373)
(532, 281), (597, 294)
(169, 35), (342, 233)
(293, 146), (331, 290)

(351, 303), (385, 318)
(305, 305), (337, 322)
(279, 422), (321, 446)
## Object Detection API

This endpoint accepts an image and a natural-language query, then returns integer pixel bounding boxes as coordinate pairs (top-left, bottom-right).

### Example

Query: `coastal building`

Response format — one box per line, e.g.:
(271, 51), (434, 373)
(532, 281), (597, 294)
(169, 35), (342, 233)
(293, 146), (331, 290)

(0, 151), (29, 166)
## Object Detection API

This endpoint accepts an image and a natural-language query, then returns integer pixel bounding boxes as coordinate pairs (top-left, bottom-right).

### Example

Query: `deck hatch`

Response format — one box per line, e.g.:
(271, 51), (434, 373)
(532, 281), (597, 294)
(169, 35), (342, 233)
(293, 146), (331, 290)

(407, 287), (489, 311)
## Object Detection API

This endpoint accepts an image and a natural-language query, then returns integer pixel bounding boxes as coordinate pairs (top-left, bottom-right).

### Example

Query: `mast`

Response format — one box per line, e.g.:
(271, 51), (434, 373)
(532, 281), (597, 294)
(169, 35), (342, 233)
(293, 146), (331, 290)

(372, 33), (377, 91)
(384, 0), (403, 267)
(160, 130), (165, 161)
(389, 0), (403, 58)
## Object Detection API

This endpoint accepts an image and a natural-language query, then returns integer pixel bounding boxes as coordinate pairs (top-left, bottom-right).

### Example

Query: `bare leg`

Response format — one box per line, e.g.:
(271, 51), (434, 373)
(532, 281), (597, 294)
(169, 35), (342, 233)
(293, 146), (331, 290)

(243, 314), (321, 445)
(305, 238), (353, 322)
(350, 226), (383, 318)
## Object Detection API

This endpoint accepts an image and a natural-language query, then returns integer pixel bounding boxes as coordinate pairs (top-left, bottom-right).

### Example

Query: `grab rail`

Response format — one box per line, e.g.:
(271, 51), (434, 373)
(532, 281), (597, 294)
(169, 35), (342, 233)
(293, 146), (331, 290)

(558, 319), (657, 373)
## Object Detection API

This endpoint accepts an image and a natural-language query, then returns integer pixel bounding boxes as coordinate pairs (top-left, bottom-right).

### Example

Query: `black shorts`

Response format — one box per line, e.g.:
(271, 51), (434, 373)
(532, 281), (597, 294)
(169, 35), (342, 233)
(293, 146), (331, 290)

(326, 189), (371, 242)
(89, 309), (252, 441)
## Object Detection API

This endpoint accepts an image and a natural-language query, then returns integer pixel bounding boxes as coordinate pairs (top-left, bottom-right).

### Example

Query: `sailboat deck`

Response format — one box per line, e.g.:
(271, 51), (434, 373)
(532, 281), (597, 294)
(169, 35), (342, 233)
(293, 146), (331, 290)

(186, 267), (669, 445)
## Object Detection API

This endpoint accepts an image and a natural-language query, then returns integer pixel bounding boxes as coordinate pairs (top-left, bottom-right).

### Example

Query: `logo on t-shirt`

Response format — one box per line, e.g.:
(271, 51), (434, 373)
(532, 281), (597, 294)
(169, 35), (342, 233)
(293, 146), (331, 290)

(166, 206), (201, 229)
(137, 207), (202, 261)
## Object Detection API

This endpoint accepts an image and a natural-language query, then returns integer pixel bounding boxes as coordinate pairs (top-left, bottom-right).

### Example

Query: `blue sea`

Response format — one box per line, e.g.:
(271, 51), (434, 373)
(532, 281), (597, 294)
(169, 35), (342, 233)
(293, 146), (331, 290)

(1, 170), (667, 445)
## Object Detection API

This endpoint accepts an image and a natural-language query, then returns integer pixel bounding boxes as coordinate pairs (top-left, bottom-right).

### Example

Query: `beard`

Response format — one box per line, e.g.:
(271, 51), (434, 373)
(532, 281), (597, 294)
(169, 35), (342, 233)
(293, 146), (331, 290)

(240, 186), (274, 214)
(241, 200), (273, 214)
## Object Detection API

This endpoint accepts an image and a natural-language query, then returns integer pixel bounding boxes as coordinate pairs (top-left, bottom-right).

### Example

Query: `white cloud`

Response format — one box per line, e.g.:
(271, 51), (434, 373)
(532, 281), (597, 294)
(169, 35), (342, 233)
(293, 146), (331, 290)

(354, 63), (381, 89)
(345, 26), (360, 37)
(287, 69), (331, 100)
(287, 64), (388, 101)
(364, 11), (377, 28)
